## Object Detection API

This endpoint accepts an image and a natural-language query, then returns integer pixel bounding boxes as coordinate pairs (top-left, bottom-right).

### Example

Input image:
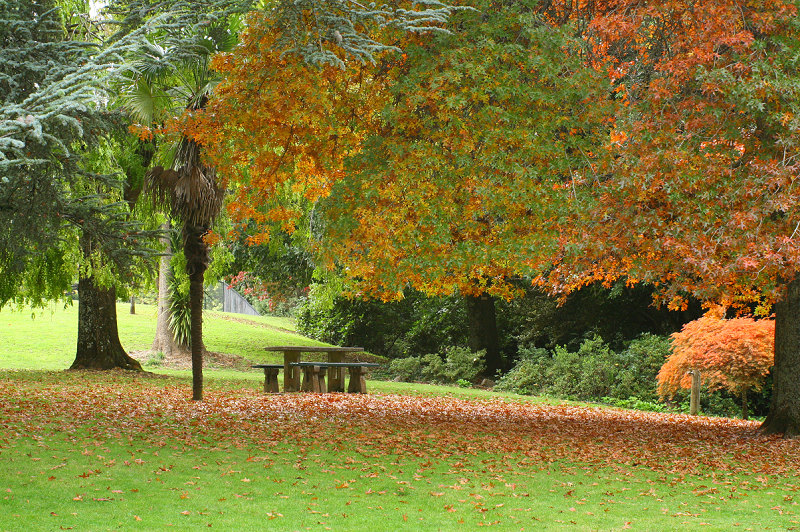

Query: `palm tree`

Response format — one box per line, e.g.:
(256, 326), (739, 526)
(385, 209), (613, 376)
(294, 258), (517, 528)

(147, 136), (223, 400)
(117, 6), (241, 400)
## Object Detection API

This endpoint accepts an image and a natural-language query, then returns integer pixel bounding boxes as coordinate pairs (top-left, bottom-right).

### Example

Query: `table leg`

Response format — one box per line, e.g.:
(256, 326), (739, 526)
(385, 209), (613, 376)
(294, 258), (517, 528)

(301, 366), (316, 392)
(317, 366), (328, 393)
(284, 351), (300, 392)
(328, 352), (344, 392)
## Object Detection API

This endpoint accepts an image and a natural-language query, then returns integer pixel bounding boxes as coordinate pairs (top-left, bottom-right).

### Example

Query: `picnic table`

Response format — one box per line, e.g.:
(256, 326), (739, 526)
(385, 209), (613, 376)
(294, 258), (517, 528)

(260, 346), (366, 393)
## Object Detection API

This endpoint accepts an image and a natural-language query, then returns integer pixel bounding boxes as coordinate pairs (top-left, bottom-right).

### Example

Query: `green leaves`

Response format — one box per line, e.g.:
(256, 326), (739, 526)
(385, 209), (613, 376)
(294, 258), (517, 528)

(318, 1), (611, 299)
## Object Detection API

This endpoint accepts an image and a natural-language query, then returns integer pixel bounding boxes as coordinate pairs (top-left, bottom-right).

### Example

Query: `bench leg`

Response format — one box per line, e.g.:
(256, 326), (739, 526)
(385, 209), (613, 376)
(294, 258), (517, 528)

(327, 353), (344, 392)
(328, 366), (344, 392)
(284, 351), (300, 392)
(263, 367), (280, 393)
(347, 366), (367, 394)
(301, 366), (316, 392)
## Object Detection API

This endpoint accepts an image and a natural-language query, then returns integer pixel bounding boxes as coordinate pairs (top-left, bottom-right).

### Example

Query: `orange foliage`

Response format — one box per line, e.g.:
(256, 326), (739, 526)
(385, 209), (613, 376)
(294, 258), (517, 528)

(176, 11), (391, 245)
(658, 308), (774, 399)
(541, 0), (800, 308)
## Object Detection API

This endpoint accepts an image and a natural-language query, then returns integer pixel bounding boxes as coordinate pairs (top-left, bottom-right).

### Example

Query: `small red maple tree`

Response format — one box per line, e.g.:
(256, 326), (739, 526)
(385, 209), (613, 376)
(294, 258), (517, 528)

(658, 307), (774, 419)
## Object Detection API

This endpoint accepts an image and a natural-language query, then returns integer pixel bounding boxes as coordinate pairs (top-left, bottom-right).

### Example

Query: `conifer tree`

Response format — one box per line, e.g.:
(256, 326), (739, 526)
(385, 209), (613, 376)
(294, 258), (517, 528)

(0, 0), (152, 369)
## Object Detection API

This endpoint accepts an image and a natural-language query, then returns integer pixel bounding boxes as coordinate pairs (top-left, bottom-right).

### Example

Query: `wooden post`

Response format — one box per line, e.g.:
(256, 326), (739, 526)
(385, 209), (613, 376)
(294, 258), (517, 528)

(284, 351), (300, 392)
(328, 352), (344, 392)
(690, 369), (701, 416)
(262, 367), (279, 393)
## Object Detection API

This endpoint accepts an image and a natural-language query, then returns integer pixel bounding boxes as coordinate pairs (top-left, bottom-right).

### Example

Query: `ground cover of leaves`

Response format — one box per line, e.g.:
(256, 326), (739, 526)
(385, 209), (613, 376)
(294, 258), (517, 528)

(1, 370), (798, 530)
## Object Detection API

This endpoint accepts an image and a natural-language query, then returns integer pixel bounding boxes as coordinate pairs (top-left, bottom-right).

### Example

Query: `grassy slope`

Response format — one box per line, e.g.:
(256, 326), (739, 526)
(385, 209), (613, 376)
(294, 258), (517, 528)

(0, 303), (327, 370)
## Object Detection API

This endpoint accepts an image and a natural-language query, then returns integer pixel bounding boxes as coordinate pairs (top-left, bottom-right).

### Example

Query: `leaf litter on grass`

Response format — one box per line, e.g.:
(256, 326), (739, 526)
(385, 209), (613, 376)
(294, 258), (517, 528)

(1, 371), (799, 530)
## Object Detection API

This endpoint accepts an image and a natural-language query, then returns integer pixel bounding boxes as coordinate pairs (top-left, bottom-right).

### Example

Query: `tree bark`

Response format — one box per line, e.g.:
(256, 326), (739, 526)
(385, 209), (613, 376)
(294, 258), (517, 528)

(741, 390), (749, 421)
(184, 224), (209, 401)
(70, 235), (142, 371)
(465, 293), (503, 375)
(151, 222), (182, 356)
(761, 277), (800, 437)
(189, 269), (204, 400)
(130, 295), (135, 314)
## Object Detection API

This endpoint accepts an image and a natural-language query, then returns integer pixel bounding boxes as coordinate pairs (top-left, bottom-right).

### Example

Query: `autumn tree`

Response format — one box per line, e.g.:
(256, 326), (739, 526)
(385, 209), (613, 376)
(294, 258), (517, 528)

(537, 0), (800, 436)
(309, 1), (613, 372)
(119, 0), (457, 398)
(658, 308), (774, 419)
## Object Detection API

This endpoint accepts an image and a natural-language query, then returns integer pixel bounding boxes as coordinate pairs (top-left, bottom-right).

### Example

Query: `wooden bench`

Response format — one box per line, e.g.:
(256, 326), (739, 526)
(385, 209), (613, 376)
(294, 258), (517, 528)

(290, 362), (381, 394)
(264, 346), (364, 392)
(251, 364), (283, 393)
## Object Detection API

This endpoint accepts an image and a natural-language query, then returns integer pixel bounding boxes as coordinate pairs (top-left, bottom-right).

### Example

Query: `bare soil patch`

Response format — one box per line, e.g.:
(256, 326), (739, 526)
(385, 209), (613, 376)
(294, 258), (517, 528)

(130, 349), (253, 370)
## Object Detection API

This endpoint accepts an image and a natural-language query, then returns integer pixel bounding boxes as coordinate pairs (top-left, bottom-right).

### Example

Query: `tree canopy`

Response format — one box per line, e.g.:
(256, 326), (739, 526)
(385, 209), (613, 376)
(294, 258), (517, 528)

(0, 0), (152, 307)
(543, 0), (800, 308)
(315, 1), (613, 301)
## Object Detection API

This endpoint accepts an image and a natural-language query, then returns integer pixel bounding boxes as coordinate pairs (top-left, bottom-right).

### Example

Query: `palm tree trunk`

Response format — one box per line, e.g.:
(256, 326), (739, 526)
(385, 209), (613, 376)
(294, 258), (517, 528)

(184, 223), (210, 401)
(189, 269), (204, 400)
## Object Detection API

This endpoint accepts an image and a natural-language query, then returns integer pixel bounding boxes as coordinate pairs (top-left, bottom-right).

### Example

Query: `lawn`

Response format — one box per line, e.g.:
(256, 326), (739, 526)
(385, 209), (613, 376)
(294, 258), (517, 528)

(0, 303), (327, 370)
(1, 306), (799, 530)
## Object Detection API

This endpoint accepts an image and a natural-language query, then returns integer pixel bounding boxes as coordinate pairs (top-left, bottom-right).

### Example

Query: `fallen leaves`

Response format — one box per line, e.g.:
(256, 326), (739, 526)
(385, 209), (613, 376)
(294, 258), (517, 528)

(2, 371), (800, 495)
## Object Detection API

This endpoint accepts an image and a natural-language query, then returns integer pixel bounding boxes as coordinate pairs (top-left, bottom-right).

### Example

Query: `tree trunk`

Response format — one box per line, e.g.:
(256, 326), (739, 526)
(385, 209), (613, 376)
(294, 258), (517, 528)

(70, 235), (142, 371)
(151, 222), (182, 356)
(465, 293), (502, 375)
(184, 224), (210, 401)
(761, 277), (800, 437)
(189, 269), (204, 400)
(130, 295), (135, 314)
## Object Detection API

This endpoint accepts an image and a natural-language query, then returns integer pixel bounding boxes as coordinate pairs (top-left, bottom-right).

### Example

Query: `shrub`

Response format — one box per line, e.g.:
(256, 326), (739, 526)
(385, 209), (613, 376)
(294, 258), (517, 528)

(495, 358), (547, 395)
(611, 333), (672, 402)
(420, 353), (446, 383)
(387, 347), (485, 384)
(388, 356), (424, 382)
(497, 335), (669, 403)
(443, 346), (485, 383)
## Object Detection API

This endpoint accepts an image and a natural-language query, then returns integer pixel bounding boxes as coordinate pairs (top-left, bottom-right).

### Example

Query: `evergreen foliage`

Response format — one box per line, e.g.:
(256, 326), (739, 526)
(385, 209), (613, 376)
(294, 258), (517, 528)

(495, 334), (674, 405)
(0, 0), (152, 307)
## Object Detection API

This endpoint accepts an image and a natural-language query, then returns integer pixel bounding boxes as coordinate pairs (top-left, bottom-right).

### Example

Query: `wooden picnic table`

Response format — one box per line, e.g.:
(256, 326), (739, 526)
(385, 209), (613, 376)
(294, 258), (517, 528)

(263, 346), (364, 393)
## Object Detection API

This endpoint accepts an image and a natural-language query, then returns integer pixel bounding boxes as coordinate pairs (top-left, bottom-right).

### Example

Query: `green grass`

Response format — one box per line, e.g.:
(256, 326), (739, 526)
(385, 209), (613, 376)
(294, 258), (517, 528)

(1, 370), (799, 531)
(0, 303), (328, 370)
(2, 306), (800, 530)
